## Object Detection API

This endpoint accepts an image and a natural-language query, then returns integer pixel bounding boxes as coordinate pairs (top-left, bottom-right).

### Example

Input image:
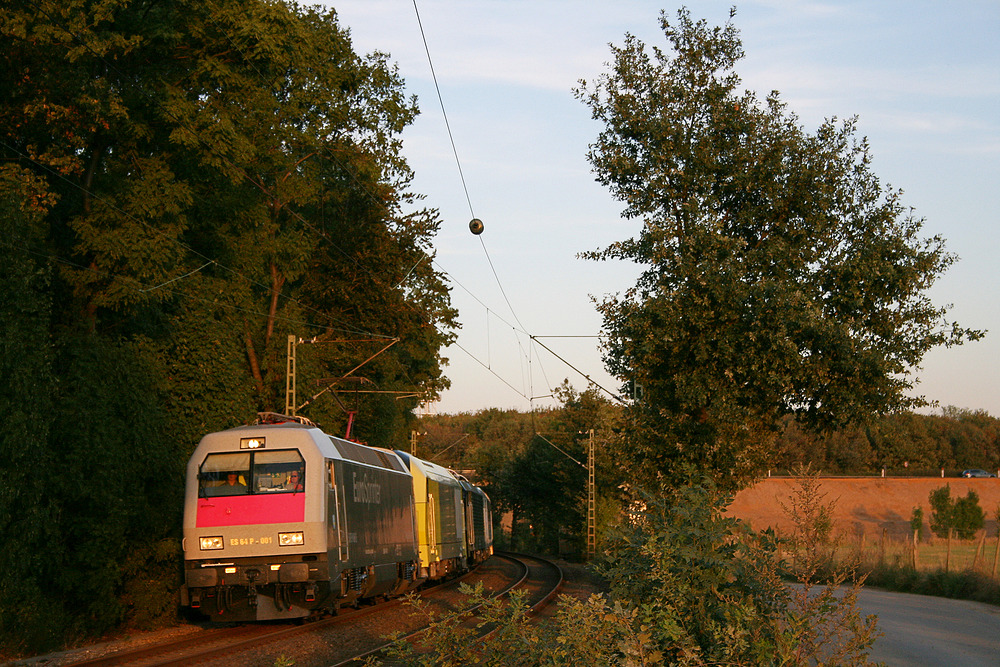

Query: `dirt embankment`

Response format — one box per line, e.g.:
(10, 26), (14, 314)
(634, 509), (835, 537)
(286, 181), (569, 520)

(726, 477), (1000, 540)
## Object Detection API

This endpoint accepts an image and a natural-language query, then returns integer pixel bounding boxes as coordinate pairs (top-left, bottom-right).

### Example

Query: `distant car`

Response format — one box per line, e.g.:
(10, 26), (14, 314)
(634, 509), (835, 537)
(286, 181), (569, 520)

(961, 469), (995, 478)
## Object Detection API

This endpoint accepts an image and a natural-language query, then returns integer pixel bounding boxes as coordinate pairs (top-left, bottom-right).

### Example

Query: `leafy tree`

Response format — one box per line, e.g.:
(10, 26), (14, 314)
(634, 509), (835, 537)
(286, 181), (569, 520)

(47, 332), (177, 637)
(910, 507), (925, 541)
(770, 409), (1000, 475)
(1, 0), (455, 652)
(940, 407), (1000, 470)
(952, 491), (986, 540)
(928, 486), (953, 538)
(0, 168), (61, 653)
(929, 484), (984, 540)
(2, 0), (455, 446)
(869, 412), (948, 472)
(428, 395), (626, 557)
(548, 381), (628, 553)
(574, 8), (982, 490)
(461, 408), (539, 549)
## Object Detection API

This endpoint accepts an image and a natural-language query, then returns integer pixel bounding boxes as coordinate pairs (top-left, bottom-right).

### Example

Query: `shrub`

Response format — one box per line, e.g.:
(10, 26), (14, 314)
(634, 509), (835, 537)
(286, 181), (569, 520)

(377, 478), (880, 666)
(370, 584), (663, 667)
(929, 484), (984, 540)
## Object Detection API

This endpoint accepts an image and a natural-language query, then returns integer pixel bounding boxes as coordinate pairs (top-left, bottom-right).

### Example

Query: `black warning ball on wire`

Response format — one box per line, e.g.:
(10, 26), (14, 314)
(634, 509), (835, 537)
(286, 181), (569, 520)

(469, 218), (484, 235)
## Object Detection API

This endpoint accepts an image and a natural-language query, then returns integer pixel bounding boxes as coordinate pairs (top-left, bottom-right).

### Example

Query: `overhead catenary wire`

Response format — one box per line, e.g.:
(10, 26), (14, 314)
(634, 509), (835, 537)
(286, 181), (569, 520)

(411, 0), (570, 404)
(531, 336), (625, 404)
(402, 6), (627, 408)
(411, 0), (475, 219)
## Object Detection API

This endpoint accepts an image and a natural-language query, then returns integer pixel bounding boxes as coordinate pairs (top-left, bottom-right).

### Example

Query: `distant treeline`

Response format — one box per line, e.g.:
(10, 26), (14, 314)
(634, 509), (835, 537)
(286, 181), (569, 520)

(419, 403), (1000, 484)
(771, 407), (1000, 475)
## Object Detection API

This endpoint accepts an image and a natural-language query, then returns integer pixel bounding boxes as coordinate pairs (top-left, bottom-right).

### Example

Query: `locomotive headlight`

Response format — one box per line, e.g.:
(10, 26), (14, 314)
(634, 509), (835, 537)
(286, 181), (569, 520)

(278, 531), (304, 546)
(199, 536), (224, 551)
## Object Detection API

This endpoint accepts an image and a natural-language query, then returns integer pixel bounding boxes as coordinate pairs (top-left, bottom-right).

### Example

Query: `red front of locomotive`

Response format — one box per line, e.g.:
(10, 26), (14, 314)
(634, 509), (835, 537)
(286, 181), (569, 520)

(181, 421), (333, 621)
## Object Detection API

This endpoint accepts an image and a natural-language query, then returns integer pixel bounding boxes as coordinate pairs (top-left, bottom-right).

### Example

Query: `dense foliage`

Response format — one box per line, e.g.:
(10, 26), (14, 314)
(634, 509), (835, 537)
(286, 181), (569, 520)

(772, 408), (1000, 475)
(575, 8), (982, 491)
(2, 2), (995, 658)
(418, 403), (999, 561)
(1, 0), (454, 654)
(373, 478), (879, 666)
(417, 384), (626, 556)
(928, 484), (985, 540)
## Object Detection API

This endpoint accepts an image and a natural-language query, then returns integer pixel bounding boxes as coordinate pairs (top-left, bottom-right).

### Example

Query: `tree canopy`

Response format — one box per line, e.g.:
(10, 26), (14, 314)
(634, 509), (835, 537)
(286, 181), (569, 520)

(575, 8), (983, 490)
(1, 0), (455, 651)
(2, 0), (455, 440)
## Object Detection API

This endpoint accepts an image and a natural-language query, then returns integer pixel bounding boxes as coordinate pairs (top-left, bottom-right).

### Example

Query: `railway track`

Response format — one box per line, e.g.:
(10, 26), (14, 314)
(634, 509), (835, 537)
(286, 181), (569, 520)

(52, 553), (562, 667)
(334, 552), (563, 666)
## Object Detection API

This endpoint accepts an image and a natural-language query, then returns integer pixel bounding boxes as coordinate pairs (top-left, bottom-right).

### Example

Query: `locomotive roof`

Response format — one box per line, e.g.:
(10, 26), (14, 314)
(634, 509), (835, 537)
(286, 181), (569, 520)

(193, 421), (408, 474)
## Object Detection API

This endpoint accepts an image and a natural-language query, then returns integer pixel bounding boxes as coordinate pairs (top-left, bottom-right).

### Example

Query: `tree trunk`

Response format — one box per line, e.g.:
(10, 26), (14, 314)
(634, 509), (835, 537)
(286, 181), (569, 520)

(245, 327), (265, 396)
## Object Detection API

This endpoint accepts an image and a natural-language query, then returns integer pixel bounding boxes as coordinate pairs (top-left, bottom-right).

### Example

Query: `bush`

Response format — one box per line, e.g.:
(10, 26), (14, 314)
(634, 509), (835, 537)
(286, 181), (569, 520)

(865, 566), (1000, 607)
(595, 480), (879, 665)
(373, 478), (881, 666)
(929, 484), (985, 540)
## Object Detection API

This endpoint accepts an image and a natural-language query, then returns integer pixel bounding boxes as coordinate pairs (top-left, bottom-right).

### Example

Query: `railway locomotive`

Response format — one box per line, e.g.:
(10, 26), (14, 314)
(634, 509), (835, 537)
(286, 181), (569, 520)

(181, 413), (493, 622)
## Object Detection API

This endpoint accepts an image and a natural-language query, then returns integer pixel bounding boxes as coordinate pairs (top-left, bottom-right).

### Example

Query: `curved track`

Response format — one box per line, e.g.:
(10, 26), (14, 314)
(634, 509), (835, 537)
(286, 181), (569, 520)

(56, 554), (562, 667)
(333, 552), (563, 666)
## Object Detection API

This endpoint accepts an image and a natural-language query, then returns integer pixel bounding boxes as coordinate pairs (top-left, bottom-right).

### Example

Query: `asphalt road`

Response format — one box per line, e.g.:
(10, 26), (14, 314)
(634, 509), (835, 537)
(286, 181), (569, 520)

(857, 587), (1000, 665)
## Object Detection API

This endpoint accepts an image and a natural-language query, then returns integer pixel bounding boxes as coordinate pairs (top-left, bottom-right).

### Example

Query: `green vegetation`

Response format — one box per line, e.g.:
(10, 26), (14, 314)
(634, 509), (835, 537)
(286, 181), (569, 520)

(2, 2), (996, 662)
(910, 507), (925, 541)
(773, 408), (1000, 475)
(420, 405), (1000, 562)
(929, 484), (985, 540)
(371, 478), (879, 666)
(2, 0), (452, 655)
(574, 7), (981, 491)
(765, 471), (1000, 614)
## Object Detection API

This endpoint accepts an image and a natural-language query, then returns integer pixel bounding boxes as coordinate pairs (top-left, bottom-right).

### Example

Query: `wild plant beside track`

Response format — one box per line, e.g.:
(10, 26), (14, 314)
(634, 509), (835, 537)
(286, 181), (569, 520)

(372, 476), (880, 666)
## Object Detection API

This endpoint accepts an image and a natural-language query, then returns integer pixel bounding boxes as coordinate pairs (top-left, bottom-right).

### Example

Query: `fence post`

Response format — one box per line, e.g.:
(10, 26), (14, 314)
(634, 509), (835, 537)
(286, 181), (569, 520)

(993, 531), (1000, 577)
(912, 529), (918, 570)
(973, 532), (986, 571)
(946, 528), (953, 573)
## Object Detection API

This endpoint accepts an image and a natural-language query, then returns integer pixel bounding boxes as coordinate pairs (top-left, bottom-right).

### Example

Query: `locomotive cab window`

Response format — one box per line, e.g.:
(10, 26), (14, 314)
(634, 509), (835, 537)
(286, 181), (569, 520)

(199, 452), (250, 497)
(252, 450), (305, 493)
(198, 450), (304, 497)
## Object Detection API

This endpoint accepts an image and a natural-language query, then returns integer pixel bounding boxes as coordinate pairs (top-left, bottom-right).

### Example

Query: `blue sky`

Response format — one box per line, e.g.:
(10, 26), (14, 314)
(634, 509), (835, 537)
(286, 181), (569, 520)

(325, 1), (1000, 416)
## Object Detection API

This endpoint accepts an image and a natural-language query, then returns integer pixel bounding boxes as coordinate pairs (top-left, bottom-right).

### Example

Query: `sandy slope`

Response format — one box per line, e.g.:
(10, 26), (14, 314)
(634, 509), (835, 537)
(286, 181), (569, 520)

(726, 477), (1000, 540)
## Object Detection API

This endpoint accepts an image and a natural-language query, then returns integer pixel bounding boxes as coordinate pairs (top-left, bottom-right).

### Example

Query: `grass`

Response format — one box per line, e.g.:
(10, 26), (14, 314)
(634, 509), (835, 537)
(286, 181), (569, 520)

(840, 533), (1000, 575)
(790, 531), (1000, 607)
(764, 472), (1000, 608)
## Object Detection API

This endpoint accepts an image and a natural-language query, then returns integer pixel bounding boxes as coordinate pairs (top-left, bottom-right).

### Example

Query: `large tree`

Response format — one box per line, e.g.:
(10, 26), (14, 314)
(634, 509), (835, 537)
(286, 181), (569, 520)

(2, 0), (455, 444)
(1, 0), (456, 650)
(575, 8), (982, 490)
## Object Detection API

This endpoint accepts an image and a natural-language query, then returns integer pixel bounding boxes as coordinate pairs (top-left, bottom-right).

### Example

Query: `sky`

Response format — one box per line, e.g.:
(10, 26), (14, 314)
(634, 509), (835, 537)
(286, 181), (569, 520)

(323, 1), (1000, 417)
